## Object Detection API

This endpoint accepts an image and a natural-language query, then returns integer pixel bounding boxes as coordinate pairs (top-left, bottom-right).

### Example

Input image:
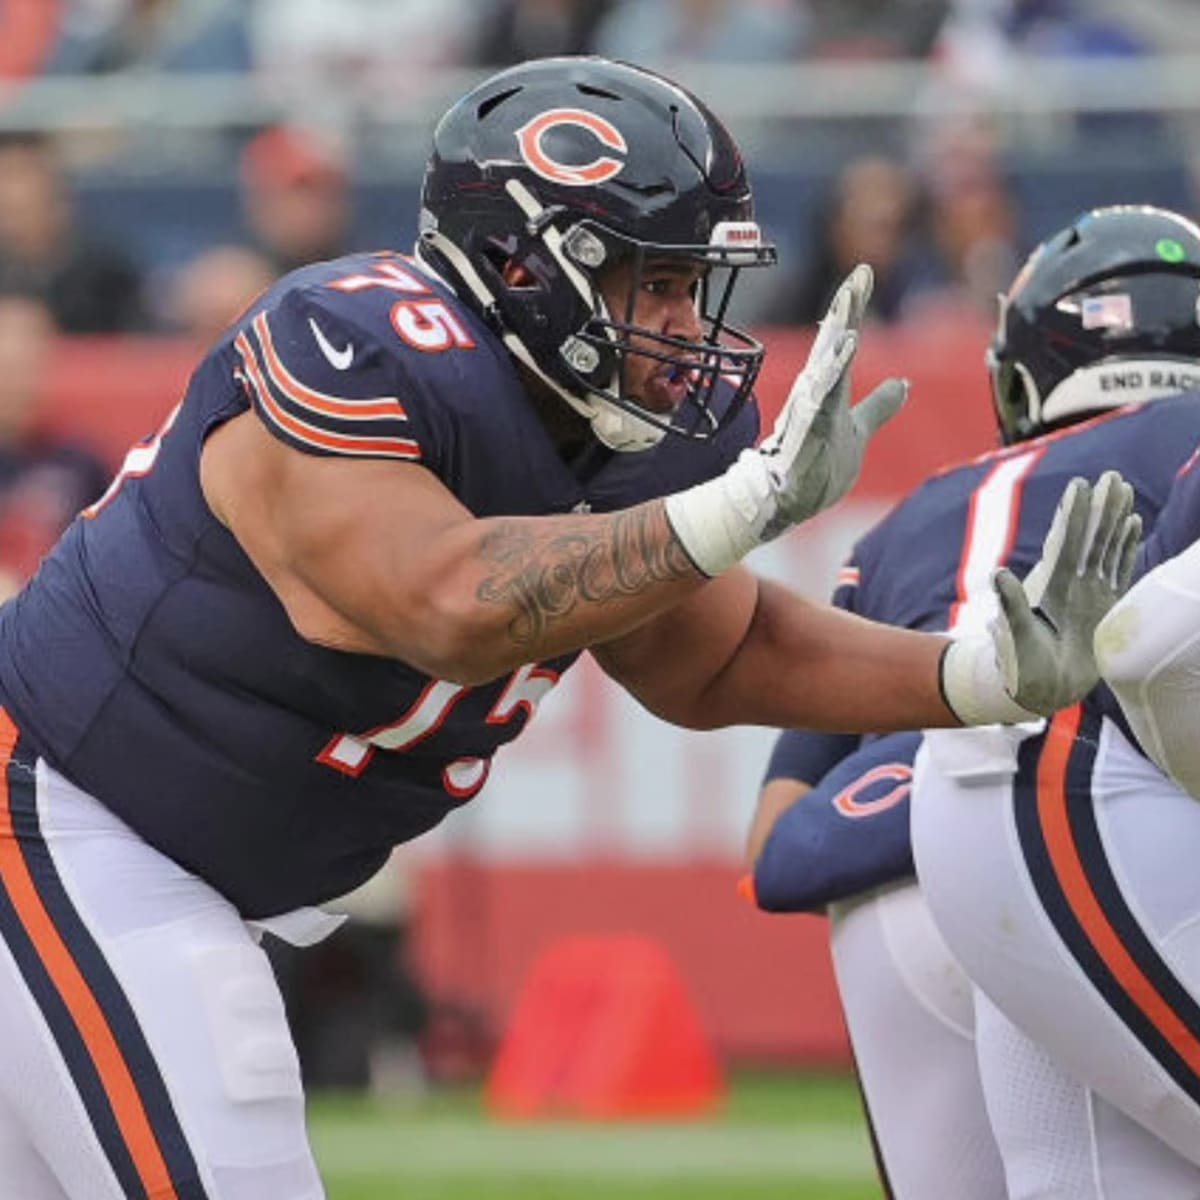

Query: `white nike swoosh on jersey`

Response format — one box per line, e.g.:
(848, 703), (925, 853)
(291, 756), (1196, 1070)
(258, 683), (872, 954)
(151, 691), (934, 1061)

(308, 317), (354, 370)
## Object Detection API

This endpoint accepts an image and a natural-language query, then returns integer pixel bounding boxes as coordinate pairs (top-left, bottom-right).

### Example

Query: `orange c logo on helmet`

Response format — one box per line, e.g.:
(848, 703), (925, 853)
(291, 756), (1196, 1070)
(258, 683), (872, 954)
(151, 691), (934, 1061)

(515, 108), (627, 187)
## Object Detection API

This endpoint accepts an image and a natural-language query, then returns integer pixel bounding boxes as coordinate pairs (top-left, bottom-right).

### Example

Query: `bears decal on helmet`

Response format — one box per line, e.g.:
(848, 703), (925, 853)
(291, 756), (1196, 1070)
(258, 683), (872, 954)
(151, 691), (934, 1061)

(515, 107), (627, 187)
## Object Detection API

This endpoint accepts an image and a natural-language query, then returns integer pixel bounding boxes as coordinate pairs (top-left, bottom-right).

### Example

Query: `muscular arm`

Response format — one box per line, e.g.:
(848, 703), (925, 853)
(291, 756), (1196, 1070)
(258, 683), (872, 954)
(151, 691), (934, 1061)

(746, 778), (810, 866)
(593, 568), (958, 732)
(201, 412), (705, 684)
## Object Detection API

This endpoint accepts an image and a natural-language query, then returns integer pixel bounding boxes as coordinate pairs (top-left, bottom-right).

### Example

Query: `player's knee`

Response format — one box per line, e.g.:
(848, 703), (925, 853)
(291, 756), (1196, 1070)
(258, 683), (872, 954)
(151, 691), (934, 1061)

(1096, 556), (1200, 693)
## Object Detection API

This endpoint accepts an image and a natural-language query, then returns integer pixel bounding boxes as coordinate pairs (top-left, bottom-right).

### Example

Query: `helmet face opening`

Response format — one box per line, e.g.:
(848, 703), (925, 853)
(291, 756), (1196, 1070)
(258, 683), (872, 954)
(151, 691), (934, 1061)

(418, 56), (778, 451)
(561, 221), (775, 441)
(988, 205), (1200, 444)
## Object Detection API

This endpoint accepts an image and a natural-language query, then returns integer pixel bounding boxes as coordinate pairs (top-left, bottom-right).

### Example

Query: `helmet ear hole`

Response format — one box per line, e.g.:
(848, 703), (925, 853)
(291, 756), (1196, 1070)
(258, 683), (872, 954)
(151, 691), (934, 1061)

(990, 350), (1039, 444)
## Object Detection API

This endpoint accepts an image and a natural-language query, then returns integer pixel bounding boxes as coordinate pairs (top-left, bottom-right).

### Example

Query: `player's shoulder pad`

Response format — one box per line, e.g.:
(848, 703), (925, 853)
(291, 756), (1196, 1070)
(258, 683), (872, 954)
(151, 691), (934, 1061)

(233, 254), (479, 463)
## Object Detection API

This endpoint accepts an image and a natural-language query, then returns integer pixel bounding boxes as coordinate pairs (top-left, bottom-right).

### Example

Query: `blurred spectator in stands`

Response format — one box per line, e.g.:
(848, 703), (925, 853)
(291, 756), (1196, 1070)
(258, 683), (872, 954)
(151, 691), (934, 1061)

(472, 0), (615, 66)
(925, 0), (1168, 152)
(932, 0), (1156, 102)
(167, 243), (275, 343)
(593, 0), (809, 66)
(1099, 0), (1200, 55)
(773, 155), (935, 325)
(0, 0), (61, 83)
(0, 134), (145, 333)
(0, 294), (108, 600)
(268, 850), (430, 1096)
(804, 0), (950, 60)
(43, 0), (252, 75)
(251, 0), (475, 97)
(910, 117), (1021, 320)
(162, 125), (350, 343)
(239, 125), (352, 278)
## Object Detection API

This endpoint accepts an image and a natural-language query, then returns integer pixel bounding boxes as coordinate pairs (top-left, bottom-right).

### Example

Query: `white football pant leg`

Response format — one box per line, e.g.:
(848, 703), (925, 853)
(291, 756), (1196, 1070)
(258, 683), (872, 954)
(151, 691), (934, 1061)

(975, 989), (1200, 1200)
(1096, 530), (1200, 801)
(0, 1055), (70, 1200)
(830, 880), (1006, 1200)
(913, 722), (1200, 1197)
(0, 761), (326, 1200)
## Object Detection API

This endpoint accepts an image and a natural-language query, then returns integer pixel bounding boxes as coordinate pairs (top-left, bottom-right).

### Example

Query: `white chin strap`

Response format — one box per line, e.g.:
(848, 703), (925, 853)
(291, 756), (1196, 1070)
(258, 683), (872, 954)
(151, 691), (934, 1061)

(584, 402), (665, 452)
(1038, 358), (1200, 426)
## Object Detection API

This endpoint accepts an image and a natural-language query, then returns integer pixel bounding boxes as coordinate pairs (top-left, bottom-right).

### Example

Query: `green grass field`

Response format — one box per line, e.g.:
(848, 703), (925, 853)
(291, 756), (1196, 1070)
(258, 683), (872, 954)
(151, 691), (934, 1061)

(309, 1072), (884, 1199)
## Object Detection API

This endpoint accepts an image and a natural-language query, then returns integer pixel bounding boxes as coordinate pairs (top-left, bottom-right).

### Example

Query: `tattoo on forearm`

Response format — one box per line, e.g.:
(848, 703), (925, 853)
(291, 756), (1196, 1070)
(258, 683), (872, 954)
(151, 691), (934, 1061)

(476, 504), (695, 647)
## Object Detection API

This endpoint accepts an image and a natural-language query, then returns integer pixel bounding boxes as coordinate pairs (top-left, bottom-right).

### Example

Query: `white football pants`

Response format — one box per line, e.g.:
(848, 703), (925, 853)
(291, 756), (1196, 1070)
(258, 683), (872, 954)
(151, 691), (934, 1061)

(0, 729), (326, 1200)
(913, 714), (1200, 1199)
(829, 880), (1006, 1200)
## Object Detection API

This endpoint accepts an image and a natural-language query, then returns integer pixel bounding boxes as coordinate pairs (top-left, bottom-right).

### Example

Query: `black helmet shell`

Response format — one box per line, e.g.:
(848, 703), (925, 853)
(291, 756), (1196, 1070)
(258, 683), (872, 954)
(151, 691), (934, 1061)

(418, 56), (776, 450)
(990, 205), (1200, 443)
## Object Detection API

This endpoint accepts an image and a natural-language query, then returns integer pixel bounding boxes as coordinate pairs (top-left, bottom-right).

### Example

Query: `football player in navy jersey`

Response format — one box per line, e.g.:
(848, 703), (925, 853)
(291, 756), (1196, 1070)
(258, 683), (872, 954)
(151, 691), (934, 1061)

(0, 57), (1135, 1199)
(905, 208), (1200, 1198)
(745, 205), (1200, 1200)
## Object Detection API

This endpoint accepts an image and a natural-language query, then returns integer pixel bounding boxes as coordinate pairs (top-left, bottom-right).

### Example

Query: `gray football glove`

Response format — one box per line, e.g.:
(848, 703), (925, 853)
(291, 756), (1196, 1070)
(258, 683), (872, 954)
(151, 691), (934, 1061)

(665, 264), (908, 576)
(942, 470), (1142, 723)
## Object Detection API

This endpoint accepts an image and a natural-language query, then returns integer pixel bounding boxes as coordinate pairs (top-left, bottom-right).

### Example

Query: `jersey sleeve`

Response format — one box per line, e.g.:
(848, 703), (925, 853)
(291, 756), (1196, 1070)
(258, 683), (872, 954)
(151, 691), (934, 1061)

(1137, 445), (1200, 578)
(754, 731), (921, 913)
(233, 287), (435, 463)
(830, 551), (863, 615)
(763, 727), (860, 787)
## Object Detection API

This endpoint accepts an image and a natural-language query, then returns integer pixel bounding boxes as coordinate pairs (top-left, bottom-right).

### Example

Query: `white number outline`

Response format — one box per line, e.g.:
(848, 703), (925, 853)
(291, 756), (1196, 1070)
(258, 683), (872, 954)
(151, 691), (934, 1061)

(317, 663), (559, 798)
(83, 401), (182, 519)
(390, 299), (476, 352)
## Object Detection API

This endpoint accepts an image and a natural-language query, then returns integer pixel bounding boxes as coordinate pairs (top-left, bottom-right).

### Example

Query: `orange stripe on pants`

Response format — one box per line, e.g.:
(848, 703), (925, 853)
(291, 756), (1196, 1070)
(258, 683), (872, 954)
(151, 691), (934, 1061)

(1037, 703), (1200, 1076)
(0, 710), (180, 1200)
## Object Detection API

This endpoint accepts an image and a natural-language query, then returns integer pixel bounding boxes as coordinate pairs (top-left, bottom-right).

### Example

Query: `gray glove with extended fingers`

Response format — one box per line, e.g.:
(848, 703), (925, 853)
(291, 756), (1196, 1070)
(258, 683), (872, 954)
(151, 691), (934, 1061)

(665, 264), (908, 576)
(941, 470), (1142, 724)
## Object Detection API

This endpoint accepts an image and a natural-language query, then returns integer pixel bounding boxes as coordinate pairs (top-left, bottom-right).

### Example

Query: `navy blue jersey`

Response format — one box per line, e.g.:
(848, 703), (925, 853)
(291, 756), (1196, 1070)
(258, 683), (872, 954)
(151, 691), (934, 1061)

(0, 251), (758, 918)
(1135, 439), (1200, 576)
(756, 396), (1200, 911)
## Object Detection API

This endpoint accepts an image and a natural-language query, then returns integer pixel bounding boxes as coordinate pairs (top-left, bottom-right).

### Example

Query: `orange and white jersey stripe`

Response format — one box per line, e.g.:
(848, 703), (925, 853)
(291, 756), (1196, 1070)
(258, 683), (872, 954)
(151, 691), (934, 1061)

(235, 307), (422, 462)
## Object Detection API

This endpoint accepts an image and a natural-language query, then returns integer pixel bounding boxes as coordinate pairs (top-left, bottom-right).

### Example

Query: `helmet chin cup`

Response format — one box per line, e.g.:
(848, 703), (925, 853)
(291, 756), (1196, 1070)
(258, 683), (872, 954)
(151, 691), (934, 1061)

(574, 393), (666, 453)
(548, 342), (666, 452)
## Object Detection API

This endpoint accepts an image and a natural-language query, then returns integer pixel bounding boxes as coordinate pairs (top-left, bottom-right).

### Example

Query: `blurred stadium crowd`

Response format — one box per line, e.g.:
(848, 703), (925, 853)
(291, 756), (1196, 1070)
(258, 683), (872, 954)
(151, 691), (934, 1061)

(0, 0), (1199, 345)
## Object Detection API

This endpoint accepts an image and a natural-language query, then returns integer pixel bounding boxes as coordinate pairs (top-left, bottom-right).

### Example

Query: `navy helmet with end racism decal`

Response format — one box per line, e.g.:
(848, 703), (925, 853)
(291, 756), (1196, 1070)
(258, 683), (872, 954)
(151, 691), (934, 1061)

(417, 56), (777, 452)
(989, 204), (1200, 444)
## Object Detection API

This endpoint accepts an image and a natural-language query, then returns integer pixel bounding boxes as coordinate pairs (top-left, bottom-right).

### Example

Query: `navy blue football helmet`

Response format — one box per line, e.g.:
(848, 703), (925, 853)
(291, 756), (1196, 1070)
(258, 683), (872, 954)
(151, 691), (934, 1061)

(417, 56), (777, 451)
(989, 205), (1200, 443)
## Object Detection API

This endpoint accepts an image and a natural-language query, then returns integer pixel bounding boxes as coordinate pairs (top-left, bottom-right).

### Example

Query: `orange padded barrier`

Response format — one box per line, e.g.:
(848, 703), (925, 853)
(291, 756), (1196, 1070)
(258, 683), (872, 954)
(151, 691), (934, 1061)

(486, 932), (723, 1118)
(415, 860), (849, 1065)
